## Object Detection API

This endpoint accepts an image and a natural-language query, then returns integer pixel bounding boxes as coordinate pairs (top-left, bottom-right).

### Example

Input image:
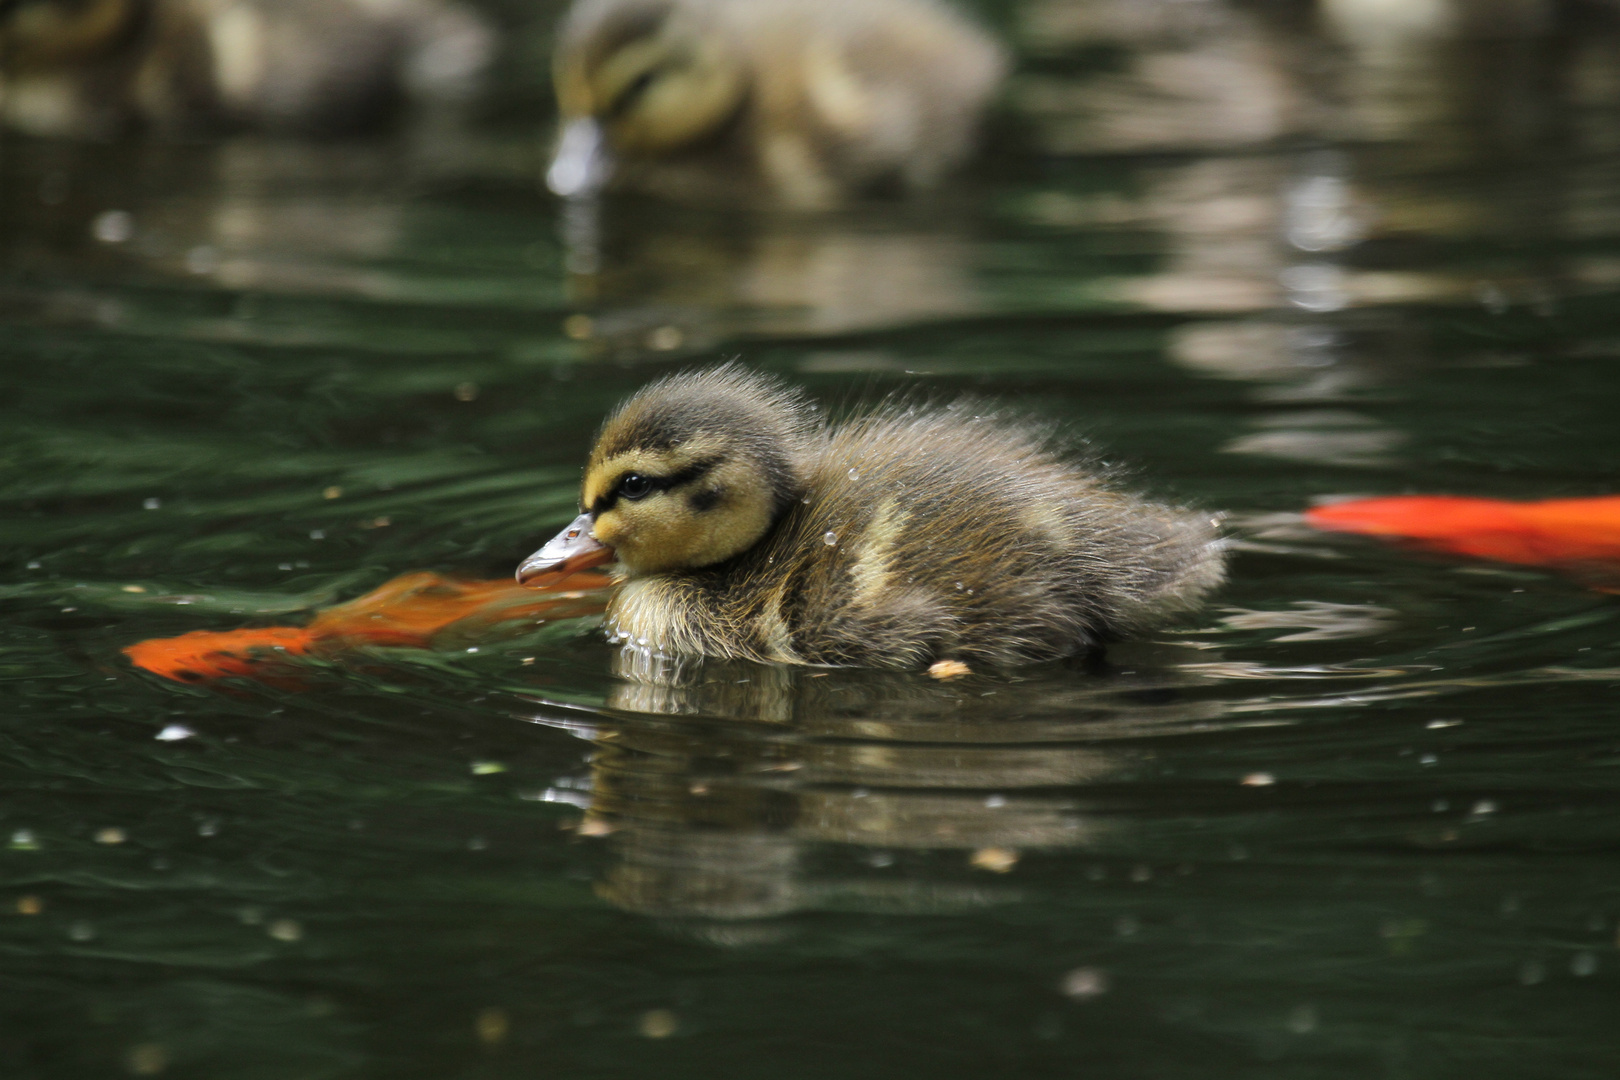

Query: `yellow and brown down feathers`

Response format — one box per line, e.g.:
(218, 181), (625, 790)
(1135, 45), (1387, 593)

(524, 366), (1224, 670)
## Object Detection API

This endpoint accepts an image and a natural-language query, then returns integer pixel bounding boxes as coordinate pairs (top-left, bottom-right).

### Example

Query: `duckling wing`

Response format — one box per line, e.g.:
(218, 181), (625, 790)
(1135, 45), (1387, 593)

(757, 406), (1222, 667)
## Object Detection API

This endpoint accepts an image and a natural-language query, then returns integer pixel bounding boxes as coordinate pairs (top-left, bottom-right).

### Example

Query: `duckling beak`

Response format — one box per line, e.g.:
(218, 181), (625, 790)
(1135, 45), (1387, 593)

(516, 513), (615, 587)
(547, 118), (612, 197)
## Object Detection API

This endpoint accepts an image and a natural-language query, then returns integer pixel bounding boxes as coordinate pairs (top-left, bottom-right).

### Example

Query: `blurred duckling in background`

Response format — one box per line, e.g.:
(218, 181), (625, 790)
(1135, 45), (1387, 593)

(518, 366), (1224, 670)
(0, 0), (491, 138)
(546, 0), (1008, 207)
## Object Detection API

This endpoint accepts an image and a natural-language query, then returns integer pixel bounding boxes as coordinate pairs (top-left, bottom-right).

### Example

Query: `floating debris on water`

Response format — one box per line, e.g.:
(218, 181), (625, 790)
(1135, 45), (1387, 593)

(476, 1007), (509, 1046)
(970, 847), (1019, 873)
(638, 1009), (679, 1038)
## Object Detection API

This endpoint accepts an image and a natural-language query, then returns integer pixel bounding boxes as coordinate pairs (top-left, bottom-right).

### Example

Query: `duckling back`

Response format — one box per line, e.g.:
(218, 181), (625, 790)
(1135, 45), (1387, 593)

(609, 392), (1223, 669)
(733, 0), (1008, 203)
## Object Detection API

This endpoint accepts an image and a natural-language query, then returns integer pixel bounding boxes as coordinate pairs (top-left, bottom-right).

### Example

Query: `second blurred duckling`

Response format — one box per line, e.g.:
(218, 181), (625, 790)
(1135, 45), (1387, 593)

(547, 0), (1008, 207)
(0, 0), (491, 138)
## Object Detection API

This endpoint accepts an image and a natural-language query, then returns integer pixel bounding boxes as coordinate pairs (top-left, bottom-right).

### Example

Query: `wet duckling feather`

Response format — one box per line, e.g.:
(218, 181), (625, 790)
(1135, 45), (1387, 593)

(520, 366), (1224, 669)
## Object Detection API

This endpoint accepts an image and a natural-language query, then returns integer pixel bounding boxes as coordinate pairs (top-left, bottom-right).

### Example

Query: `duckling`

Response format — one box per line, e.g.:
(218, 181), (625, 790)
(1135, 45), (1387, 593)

(0, 0), (491, 138)
(546, 0), (1008, 207)
(517, 366), (1224, 670)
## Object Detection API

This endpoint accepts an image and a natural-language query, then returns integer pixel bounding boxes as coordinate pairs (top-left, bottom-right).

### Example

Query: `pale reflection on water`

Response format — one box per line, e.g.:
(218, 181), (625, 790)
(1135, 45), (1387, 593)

(531, 650), (1220, 922)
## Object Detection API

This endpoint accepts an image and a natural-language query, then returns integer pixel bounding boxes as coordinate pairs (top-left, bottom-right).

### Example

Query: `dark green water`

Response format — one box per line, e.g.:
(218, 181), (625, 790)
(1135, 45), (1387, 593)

(6, 5), (1620, 1077)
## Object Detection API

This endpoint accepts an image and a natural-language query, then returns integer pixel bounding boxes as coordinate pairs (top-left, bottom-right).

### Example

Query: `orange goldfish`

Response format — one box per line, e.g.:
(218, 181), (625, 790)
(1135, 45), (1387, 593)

(1305, 495), (1620, 581)
(125, 571), (611, 684)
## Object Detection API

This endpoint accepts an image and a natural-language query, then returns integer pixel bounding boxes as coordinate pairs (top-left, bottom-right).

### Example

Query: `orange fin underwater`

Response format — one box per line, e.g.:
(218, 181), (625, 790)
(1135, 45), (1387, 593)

(122, 627), (318, 683)
(125, 571), (612, 684)
(1306, 494), (1620, 572)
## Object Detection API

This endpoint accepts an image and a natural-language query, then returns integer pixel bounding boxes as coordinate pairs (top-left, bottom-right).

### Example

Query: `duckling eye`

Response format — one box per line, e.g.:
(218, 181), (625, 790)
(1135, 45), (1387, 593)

(618, 473), (654, 500)
(607, 69), (659, 118)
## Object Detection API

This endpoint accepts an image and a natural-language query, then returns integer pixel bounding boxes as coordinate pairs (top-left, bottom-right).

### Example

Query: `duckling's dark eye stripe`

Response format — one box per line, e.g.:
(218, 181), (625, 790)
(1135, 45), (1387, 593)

(590, 456), (722, 514)
(606, 67), (661, 118)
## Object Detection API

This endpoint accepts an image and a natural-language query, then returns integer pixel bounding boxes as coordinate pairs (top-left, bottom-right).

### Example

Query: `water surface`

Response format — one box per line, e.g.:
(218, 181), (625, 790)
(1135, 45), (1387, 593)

(5, 4), (1620, 1077)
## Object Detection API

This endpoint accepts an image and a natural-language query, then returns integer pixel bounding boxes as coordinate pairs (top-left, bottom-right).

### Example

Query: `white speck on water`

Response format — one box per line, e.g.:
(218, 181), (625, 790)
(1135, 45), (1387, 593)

(1286, 1004), (1318, 1034)
(847, 469), (860, 480)
(67, 920), (96, 942)
(10, 830), (38, 851)
(198, 819), (219, 837)
(984, 795), (1006, 808)
(309, 530), (325, 540)
(524, 787), (591, 808)
(1471, 799), (1499, 817)
(851, 787), (871, 799)
(867, 851), (894, 868)
(1572, 952), (1598, 977)
(142, 498), (161, 510)
(155, 725), (195, 742)
(954, 581), (964, 590)
(1241, 772), (1275, 787)
(1427, 718), (1462, 729)
(1419, 754), (1438, 766)
(466, 647), (479, 653)
(26, 561), (40, 570)
(267, 918), (303, 942)
(1060, 967), (1109, 1000)
(823, 532), (838, 546)
(278, 563), (293, 571)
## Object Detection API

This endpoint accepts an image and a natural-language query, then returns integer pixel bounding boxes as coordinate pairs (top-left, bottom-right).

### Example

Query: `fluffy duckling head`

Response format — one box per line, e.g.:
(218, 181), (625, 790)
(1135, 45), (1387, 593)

(519, 366), (819, 584)
(547, 0), (746, 196)
(0, 0), (143, 70)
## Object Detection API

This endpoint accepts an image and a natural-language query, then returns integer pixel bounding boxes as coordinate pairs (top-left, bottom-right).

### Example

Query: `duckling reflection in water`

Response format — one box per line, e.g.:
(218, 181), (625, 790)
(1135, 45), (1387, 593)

(518, 365), (1225, 670)
(546, 0), (1007, 207)
(0, 0), (490, 137)
(545, 651), (1230, 923)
